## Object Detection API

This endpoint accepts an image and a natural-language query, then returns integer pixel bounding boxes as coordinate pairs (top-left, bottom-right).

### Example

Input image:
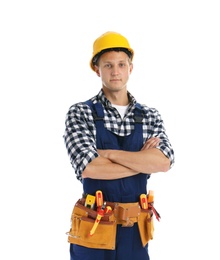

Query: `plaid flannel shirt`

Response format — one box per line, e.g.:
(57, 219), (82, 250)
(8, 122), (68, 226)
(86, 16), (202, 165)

(63, 89), (175, 182)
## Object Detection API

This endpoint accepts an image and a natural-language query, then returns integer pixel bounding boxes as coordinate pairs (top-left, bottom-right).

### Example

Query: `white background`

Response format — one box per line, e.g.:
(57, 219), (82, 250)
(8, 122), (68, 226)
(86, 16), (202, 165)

(0, 1), (220, 259)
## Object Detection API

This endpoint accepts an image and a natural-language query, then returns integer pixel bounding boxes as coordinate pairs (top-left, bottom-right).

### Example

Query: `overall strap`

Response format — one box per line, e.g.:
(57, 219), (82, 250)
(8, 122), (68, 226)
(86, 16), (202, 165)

(134, 103), (143, 133)
(85, 100), (144, 130)
(85, 100), (105, 130)
(85, 100), (104, 119)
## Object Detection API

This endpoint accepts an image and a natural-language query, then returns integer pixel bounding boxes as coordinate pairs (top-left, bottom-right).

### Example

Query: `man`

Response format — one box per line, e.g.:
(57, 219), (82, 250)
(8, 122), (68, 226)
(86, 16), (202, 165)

(64, 31), (175, 260)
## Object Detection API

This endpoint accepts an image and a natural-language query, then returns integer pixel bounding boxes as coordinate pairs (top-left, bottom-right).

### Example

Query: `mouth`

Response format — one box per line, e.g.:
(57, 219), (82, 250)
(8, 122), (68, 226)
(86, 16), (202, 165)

(110, 79), (121, 82)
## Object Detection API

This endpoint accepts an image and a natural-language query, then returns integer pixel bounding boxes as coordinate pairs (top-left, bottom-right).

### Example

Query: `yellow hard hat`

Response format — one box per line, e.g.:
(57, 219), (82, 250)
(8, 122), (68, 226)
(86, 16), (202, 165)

(90, 31), (134, 71)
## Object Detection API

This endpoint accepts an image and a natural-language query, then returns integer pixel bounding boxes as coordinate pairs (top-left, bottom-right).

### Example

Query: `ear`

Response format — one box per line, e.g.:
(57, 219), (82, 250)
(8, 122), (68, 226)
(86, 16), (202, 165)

(129, 63), (133, 73)
(94, 66), (101, 77)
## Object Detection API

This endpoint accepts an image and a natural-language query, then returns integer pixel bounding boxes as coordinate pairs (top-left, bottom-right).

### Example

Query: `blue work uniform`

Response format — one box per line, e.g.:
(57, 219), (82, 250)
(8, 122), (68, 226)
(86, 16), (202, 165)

(70, 101), (150, 260)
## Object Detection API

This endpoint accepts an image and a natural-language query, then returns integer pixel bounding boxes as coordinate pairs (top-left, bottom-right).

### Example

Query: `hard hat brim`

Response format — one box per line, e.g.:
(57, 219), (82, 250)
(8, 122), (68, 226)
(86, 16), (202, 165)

(90, 47), (134, 71)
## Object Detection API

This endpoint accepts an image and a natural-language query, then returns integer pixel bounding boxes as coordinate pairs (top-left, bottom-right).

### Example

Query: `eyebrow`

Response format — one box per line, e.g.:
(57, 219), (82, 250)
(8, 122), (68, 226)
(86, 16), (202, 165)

(102, 59), (127, 63)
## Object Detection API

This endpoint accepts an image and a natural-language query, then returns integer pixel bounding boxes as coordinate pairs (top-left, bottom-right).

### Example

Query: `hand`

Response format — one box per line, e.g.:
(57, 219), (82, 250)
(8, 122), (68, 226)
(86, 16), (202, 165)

(97, 149), (107, 157)
(141, 137), (160, 150)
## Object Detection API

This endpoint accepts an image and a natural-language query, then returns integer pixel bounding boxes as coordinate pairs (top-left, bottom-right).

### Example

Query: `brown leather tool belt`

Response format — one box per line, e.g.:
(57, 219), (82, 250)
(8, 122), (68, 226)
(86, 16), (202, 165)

(76, 198), (141, 226)
(67, 198), (154, 249)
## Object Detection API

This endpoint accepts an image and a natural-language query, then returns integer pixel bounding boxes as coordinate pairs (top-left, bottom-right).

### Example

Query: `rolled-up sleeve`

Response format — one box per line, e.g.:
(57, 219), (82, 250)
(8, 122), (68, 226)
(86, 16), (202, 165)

(157, 140), (175, 169)
(143, 107), (175, 168)
(63, 103), (98, 181)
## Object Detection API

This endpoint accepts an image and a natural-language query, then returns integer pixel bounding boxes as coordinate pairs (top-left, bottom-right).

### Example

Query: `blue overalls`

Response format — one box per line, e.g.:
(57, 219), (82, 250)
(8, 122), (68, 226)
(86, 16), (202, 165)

(70, 101), (150, 260)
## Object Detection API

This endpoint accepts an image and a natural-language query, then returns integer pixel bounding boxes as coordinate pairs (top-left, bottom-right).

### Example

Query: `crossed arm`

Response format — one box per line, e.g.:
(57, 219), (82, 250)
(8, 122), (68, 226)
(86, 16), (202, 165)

(82, 137), (171, 180)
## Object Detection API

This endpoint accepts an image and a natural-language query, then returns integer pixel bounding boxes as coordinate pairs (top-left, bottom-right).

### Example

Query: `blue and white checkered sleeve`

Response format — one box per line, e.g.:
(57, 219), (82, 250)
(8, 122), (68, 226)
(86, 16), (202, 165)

(63, 103), (98, 181)
(146, 108), (175, 168)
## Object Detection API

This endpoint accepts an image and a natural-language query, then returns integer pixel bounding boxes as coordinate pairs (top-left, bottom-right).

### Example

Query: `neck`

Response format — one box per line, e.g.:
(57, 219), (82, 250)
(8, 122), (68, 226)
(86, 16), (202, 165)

(102, 88), (129, 106)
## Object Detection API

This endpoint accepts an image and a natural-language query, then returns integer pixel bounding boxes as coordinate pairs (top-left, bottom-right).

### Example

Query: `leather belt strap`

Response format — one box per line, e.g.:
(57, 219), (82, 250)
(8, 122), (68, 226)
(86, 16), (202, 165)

(78, 198), (142, 227)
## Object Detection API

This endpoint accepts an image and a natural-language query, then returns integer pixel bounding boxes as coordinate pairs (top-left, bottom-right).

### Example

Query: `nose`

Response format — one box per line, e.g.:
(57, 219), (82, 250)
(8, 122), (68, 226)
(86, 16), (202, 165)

(111, 66), (119, 76)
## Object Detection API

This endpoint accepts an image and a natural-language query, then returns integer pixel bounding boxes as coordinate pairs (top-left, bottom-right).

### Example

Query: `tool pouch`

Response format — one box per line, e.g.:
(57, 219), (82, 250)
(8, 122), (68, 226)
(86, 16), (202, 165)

(66, 199), (117, 250)
(114, 202), (140, 227)
(137, 209), (154, 247)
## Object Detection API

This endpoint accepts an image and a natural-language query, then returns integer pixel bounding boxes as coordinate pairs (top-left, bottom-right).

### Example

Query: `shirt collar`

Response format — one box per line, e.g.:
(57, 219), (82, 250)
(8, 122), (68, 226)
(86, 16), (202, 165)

(97, 89), (137, 109)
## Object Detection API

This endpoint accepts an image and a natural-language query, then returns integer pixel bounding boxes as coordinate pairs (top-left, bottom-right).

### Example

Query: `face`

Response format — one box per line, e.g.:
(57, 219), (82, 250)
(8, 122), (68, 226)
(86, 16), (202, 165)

(94, 51), (133, 93)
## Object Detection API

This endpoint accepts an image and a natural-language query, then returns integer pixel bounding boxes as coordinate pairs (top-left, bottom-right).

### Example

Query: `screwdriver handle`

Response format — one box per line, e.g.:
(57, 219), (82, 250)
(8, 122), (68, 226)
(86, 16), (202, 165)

(95, 190), (103, 208)
(140, 194), (148, 209)
(147, 190), (154, 203)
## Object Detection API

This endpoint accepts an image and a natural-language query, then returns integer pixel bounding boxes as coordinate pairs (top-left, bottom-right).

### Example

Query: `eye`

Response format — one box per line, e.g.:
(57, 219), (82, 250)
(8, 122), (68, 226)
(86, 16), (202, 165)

(104, 63), (112, 68)
(119, 63), (126, 67)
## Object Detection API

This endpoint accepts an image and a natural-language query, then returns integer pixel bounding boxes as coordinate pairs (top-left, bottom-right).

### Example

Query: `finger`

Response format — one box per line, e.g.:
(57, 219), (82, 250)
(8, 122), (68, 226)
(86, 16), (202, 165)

(142, 138), (161, 150)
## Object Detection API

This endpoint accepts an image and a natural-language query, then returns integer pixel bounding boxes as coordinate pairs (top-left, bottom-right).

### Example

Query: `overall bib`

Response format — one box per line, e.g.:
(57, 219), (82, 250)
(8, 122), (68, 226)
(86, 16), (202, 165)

(70, 101), (150, 260)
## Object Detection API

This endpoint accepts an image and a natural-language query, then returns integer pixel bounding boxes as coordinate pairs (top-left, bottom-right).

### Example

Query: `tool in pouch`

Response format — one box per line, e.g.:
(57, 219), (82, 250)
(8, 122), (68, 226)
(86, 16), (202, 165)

(138, 190), (161, 247)
(66, 190), (116, 250)
(84, 194), (96, 209)
(140, 190), (161, 221)
(88, 202), (113, 236)
(66, 189), (160, 249)
(88, 190), (112, 236)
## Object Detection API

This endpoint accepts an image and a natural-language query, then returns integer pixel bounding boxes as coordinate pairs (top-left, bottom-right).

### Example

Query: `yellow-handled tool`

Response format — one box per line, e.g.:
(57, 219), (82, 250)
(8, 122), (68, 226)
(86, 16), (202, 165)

(147, 190), (154, 203)
(88, 202), (106, 236)
(88, 202), (112, 237)
(140, 194), (148, 209)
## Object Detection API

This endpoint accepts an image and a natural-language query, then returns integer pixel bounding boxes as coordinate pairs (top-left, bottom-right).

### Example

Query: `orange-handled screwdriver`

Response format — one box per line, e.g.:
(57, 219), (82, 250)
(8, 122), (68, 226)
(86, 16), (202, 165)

(95, 190), (103, 208)
(140, 194), (148, 209)
(88, 202), (106, 237)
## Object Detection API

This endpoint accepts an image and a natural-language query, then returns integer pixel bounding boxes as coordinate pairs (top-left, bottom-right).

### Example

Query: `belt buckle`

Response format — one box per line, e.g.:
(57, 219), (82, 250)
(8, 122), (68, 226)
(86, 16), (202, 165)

(122, 218), (134, 227)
